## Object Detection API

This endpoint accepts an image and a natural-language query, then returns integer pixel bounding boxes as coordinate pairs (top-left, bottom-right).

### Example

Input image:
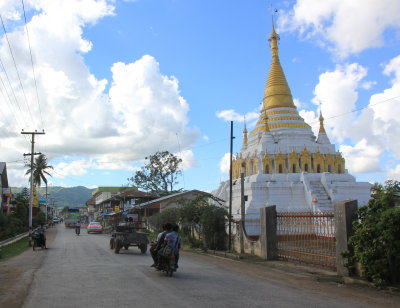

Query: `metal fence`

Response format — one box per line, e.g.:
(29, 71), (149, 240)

(276, 211), (336, 270)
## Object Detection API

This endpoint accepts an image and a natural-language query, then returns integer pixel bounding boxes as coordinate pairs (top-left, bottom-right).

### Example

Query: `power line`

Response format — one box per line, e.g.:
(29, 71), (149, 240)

(0, 13), (36, 128)
(0, 67), (30, 143)
(0, 56), (29, 127)
(309, 95), (400, 126)
(21, 0), (44, 129)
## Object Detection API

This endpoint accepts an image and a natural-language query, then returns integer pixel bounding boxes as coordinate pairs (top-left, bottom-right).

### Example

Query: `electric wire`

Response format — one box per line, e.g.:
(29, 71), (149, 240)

(0, 65), (30, 143)
(0, 13), (36, 128)
(308, 94), (400, 127)
(0, 56), (29, 128)
(21, 0), (44, 129)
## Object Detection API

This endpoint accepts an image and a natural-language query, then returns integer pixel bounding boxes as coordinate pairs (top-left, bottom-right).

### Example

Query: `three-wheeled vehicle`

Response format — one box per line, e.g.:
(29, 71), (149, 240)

(109, 223), (149, 254)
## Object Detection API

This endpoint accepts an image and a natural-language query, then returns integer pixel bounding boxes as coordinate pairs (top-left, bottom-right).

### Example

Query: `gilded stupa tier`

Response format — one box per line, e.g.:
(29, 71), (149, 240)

(251, 24), (310, 135)
(263, 24), (296, 111)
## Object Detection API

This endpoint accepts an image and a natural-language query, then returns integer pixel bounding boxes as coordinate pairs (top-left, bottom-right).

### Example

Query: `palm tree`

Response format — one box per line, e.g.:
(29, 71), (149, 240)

(25, 154), (54, 197)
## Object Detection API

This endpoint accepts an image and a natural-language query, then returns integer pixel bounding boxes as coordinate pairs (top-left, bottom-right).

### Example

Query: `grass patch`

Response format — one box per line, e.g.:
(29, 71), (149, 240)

(0, 237), (30, 262)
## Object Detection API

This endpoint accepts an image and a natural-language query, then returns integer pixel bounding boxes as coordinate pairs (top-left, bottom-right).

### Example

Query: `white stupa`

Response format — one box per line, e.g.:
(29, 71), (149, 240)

(212, 24), (371, 227)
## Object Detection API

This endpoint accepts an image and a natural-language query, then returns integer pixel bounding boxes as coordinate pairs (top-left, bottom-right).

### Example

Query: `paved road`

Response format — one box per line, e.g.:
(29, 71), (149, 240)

(2, 225), (396, 308)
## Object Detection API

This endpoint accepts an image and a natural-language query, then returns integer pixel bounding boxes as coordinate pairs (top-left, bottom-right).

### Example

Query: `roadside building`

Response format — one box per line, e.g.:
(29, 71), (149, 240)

(90, 187), (156, 222)
(86, 197), (96, 222)
(0, 162), (11, 214)
(139, 190), (224, 220)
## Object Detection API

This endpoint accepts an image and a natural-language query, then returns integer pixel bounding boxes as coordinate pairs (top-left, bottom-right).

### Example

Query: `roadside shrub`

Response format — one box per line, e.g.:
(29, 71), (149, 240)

(148, 196), (228, 251)
(345, 180), (400, 286)
(199, 205), (227, 250)
(148, 208), (179, 232)
(0, 213), (27, 241)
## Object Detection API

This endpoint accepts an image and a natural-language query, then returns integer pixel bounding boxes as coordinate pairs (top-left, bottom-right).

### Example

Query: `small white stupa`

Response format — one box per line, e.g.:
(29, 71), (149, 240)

(212, 23), (371, 226)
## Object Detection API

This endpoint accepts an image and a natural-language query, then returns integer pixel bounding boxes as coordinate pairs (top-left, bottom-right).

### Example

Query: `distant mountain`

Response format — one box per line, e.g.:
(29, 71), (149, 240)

(12, 186), (94, 208)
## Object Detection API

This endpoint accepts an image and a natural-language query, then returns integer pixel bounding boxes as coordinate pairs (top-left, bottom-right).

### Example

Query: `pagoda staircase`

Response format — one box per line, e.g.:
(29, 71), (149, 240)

(310, 181), (332, 211)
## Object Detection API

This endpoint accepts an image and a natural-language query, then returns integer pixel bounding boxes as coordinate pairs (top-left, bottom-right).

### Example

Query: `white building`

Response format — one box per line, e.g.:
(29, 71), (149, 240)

(212, 25), (371, 227)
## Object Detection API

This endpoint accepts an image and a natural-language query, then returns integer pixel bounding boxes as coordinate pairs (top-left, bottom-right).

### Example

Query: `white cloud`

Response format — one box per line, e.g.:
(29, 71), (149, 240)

(216, 109), (258, 122)
(293, 98), (303, 109)
(53, 159), (94, 178)
(177, 150), (197, 170)
(312, 63), (368, 142)
(299, 109), (318, 136)
(387, 164), (400, 181)
(219, 152), (231, 174)
(367, 55), (400, 158)
(280, 0), (400, 57)
(307, 53), (400, 179)
(0, 0), (199, 186)
(340, 139), (382, 173)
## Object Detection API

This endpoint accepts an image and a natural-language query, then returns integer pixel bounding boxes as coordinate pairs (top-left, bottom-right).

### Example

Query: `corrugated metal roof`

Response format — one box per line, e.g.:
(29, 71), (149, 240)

(139, 190), (224, 208)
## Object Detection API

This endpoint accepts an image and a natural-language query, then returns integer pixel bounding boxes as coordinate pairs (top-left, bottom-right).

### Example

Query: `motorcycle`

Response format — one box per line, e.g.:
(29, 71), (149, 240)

(156, 246), (177, 277)
(32, 232), (46, 250)
(75, 226), (81, 236)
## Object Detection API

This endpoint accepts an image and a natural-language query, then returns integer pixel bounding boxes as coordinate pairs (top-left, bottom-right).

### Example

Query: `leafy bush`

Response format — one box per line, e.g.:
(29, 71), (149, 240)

(345, 180), (400, 286)
(147, 195), (228, 250)
(199, 205), (227, 250)
(0, 212), (27, 241)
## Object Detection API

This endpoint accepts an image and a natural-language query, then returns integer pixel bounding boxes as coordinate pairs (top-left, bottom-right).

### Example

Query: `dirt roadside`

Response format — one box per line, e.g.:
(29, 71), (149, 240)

(0, 225), (57, 308)
(184, 250), (400, 308)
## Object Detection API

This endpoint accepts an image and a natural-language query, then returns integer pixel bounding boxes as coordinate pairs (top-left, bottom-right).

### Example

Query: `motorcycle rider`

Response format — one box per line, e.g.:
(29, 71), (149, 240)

(155, 223), (173, 269)
(170, 224), (182, 268)
(163, 224), (182, 269)
(150, 223), (168, 267)
(75, 221), (81, 235)
(37, 223), (47, 247)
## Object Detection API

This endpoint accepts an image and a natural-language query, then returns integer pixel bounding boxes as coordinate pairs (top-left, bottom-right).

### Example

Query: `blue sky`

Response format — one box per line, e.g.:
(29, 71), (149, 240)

(1, 0), (400, 193)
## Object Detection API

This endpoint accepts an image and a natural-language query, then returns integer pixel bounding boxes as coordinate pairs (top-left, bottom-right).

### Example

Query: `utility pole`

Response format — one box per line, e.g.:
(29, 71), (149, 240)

(228, 121), (234, 251)
(44, 192), (50, 223)
(21, 130), (45, 229)
(240, 163), (245, 254)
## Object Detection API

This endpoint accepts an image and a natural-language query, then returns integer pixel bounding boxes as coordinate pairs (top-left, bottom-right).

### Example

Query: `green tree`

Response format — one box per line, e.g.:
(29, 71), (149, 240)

(199, 205), (227, 250)
(148, 208), (180, 232)
(127, 151), (182, 195)
(25, 154), (54, 197)
(148, 195), (228, 250)
(10, 189), (30, 225)
(345, 180), (400, 286)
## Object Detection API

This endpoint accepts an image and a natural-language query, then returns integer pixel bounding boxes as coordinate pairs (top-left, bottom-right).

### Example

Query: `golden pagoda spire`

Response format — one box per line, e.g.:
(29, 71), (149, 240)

(263, 109), (270, 132)
(262, 19), (296, 111)
(243, 116), (248, 146)
(318, 109), (326, 134)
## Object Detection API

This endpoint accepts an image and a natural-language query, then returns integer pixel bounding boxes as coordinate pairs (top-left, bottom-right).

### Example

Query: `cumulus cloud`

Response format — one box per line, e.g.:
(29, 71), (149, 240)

(312, 63), (368, 142)
(0, 0), (199, 185)
(216, 109), (259, 125)
(309, 54), (400, 175)
(387, 164), (400, 181)
(177, 150), (197, 170)
(279, 0), (400, 57)
(340, 139), (382, 173)
(219, 152), (230, 174)
(367, 55), (400, 158)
